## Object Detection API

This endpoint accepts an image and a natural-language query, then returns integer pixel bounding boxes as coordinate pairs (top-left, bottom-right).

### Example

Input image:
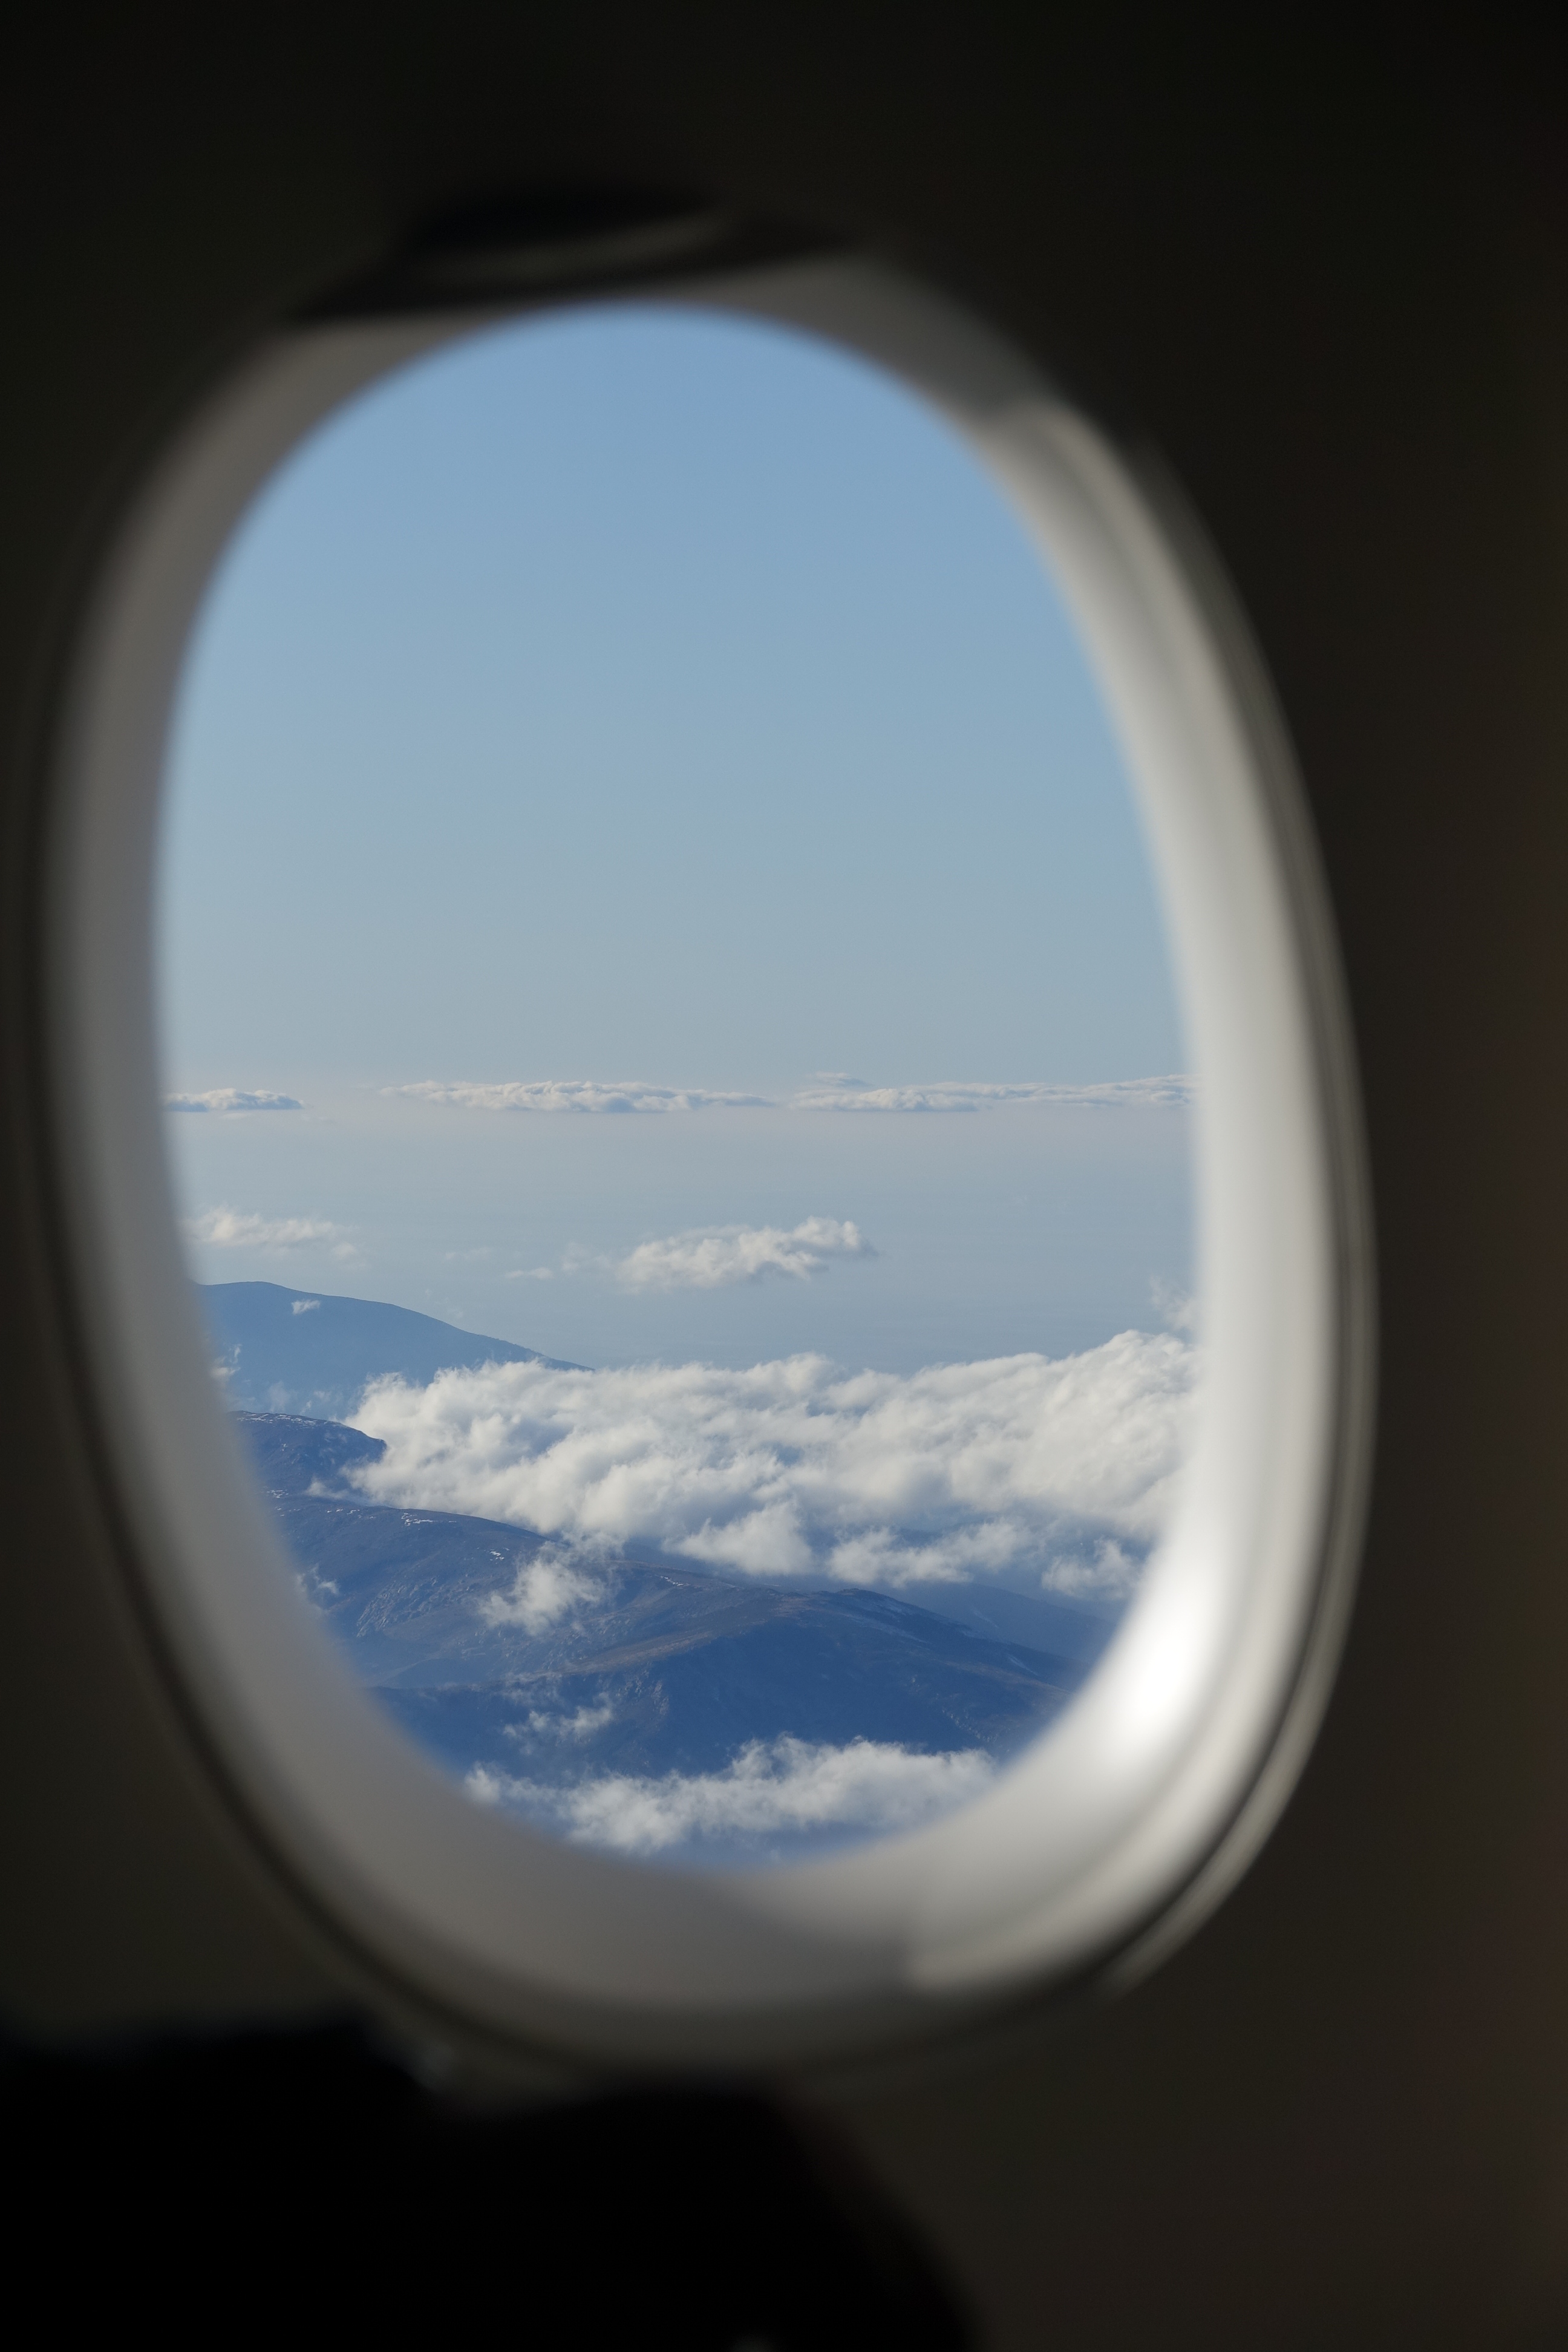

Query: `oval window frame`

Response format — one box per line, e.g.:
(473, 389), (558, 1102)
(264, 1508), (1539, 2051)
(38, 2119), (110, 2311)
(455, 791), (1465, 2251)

(45, 254), (1373, 2072)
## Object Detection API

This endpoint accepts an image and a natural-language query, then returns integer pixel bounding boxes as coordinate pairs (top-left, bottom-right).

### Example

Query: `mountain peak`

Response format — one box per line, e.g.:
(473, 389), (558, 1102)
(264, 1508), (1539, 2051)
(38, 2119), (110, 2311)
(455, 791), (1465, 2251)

(200, 1280), (579, 1420)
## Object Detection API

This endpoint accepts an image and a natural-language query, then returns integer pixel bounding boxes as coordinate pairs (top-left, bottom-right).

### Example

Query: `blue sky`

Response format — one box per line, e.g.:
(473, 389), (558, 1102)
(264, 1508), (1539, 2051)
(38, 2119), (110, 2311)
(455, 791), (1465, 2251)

(158, 300), (1192, 1370)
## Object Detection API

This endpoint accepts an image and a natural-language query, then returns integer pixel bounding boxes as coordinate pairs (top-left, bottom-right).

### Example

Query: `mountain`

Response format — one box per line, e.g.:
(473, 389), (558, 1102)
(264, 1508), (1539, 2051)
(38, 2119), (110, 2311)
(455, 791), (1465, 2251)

(237, 1409), (1089, 1860)
(206, 1279), (1117, 1664)
(200, 1281), (577, 1419)
(893, 1579), (1117, 1665)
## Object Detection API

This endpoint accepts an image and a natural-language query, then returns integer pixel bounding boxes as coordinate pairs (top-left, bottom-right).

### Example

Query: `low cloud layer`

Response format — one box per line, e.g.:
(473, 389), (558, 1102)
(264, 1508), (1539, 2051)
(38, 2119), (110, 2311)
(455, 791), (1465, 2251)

(616, 1217), (874, 1292)
(184, 1205), (354, 1256)
(349, 1330), (1196, 1601)
(467, 1733), (996, 1855)
(165, 1088), (302, 1113)
(792, 1075), (1194, 1112)
(390, 1079), (769, 1114)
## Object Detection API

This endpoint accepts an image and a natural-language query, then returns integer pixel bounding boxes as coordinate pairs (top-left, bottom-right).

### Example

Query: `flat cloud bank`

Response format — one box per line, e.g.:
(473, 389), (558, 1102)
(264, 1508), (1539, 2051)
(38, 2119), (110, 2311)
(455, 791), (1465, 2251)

(387, 1073), (1192, 1116)
(791, 1076), (1194, 1112)
(165, 1088), (302, 1112)
(389, 1079), (769, 1114)
(348, 1328), (1197, 1601)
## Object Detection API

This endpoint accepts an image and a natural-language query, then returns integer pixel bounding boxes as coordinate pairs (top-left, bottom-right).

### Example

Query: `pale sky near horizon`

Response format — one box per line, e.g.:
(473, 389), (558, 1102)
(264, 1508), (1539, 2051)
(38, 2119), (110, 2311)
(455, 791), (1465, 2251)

(158, 300), (1194, 1371)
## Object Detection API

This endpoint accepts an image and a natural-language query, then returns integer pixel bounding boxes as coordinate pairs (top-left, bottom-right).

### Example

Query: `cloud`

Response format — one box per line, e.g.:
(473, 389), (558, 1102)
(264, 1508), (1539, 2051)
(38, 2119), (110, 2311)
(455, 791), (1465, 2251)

(477, 1546), (607, 1635)
(505, 1266), (556, 1282)
(183, 1206), (356, 1256)
(465, 1734), (996, 1855)
(615, 1217), (875, 1293)
(385, 1074), (1192, 1116)
(505, 1691), (619, 1745)
(290, 1297), (321, 1316)
(163, 1089), (302, 1112)
(348, 1329), (1197, 1601)
(1151, 1277), (1198, 1335)
(791, 1076), (1194, 1112)
(1040, 1537), (1143, 1603)
(388, 1079), (772, 1114)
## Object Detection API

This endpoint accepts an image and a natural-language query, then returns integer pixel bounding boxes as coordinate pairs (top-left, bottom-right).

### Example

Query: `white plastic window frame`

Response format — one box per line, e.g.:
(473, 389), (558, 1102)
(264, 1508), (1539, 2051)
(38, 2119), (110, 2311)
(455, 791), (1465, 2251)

(47, 256), (1373, 2073)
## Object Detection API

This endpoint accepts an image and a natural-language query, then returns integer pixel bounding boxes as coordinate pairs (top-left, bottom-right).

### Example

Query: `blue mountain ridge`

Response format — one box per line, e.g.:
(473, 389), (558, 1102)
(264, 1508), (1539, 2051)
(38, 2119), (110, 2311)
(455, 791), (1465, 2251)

(200, 1279), (580, 1420)
(237, 1408), (1096, 1864)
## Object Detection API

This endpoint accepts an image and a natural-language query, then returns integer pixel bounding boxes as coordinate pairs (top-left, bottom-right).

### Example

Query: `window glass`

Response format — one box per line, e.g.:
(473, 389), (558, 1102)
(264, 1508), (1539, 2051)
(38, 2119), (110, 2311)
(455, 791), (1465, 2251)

(157, 305), (1196, 1870)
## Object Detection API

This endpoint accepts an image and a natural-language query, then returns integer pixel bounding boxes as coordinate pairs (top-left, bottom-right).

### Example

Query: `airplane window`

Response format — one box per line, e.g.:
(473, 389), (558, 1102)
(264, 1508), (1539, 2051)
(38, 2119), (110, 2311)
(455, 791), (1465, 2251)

(157, 302), (1197, 1872)
(56, 255), (1362, 2056)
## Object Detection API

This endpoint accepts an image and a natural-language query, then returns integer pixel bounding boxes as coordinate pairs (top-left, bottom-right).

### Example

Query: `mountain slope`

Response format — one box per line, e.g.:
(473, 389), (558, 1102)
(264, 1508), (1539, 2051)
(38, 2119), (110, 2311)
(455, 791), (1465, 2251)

(200, 1281), (577, 1419)
(238, 1409), (1087, 1855)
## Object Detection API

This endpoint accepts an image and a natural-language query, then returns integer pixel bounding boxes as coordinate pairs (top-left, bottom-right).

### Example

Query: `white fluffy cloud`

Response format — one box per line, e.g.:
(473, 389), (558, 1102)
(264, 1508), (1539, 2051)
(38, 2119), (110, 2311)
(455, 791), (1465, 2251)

(790, 1075), (1194, 1112)
(389, 1079), (771, 1113)
(478, 1546), (607, 1634)
(348, 1330), (1197, 1599)
(164, 1088), (302, 1112)
(466, 1734), (996, 1855)
(183, 1205), (354, 1255)
(616, 1217), (875, 1292)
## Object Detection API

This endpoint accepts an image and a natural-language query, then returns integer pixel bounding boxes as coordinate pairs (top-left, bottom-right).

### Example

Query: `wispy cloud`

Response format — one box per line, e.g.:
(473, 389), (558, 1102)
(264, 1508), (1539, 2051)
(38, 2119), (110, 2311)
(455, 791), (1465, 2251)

(165, 1088), (302, 1113)
(1151, 1277), (1198, 1335)
(791, 1076), (1194, 1112)
(388, 1079), (771, 1114)
(504, 1690), (619, 1746)
(348, 1330), (1197, 1599)
(290, 1297), (321, 1315)
(477, 1546), (607, 1635)
(466, 1734), (996, 1855)
(615, 1217), (875, 1292)
(183, 1205), (356, 1256)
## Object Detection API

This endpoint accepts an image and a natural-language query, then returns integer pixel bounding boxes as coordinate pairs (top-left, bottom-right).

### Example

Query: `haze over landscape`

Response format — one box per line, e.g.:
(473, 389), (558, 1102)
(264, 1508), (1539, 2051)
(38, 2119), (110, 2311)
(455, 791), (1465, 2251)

(163, 302), (1198, 1865)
